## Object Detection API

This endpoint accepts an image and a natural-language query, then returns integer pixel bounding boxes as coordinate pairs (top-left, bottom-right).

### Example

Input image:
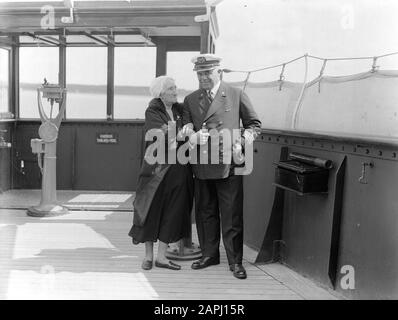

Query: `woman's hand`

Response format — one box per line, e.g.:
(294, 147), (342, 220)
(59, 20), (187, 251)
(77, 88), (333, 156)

(177, 123), (195, 140)
(182, 123), (195, 136)
(189, 129), (210, 145)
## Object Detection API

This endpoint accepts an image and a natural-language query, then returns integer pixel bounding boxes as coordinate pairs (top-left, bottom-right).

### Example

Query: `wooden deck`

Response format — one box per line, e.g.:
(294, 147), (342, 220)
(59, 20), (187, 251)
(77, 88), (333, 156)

(0, 192), (341, 300)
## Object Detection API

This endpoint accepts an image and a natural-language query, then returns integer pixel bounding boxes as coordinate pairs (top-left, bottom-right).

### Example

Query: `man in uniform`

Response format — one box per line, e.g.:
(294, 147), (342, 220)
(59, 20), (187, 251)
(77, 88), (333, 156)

(183, 54), (261, 279)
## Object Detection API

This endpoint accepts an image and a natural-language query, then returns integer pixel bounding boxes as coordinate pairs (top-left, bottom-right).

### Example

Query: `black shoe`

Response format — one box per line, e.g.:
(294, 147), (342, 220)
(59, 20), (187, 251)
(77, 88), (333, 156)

(230, 264), (247, 279)
(155, 260), (181, 270)
(141, 259), (153, 270)
(191, 256), (220, 270)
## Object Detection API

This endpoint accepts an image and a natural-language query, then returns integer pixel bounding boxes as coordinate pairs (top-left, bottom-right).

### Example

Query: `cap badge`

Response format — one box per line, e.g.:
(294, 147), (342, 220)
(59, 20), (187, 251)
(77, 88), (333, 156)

(197, 56), (206, 63)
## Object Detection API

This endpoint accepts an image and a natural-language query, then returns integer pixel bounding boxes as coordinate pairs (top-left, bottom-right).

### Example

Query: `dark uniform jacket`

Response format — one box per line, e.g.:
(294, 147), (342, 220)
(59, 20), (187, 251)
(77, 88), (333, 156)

(183, 81), (261, 179)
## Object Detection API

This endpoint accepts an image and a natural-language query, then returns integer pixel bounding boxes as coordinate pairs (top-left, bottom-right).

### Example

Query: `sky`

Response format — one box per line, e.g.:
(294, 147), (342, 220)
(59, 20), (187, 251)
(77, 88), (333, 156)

(216, 0), (398, 82)
(8, 0), (398, 88)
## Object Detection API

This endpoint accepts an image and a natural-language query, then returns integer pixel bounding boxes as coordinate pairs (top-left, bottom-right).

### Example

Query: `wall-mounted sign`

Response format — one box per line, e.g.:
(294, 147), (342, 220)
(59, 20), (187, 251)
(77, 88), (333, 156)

(96, 133), (118, 144)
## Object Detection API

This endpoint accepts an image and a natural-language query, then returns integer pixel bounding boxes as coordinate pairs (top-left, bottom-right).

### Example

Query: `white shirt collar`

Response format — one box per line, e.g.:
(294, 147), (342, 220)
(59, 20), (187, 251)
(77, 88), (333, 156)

(209, 80), (221, 98)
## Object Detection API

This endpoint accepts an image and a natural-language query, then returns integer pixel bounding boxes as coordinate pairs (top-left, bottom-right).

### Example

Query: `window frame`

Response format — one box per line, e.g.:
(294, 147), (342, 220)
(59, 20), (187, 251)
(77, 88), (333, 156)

(0, 46), (11, 115)
(12, 33), (202, 121)
(113, 46), (158, 120)
(18, 45), (60, 119)
(64, 46), (108, 120)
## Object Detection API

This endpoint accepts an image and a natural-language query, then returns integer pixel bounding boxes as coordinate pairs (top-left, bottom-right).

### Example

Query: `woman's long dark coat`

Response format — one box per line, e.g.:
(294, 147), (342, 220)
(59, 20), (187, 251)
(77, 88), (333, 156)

(132, 98), (185, 227)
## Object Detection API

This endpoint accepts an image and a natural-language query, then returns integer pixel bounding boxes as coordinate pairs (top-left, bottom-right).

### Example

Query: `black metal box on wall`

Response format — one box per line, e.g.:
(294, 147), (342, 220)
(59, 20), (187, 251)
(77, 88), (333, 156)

(273, 153), (332, 195)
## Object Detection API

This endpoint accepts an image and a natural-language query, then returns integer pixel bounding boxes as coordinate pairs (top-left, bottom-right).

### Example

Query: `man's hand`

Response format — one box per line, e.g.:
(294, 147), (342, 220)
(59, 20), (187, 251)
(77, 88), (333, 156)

(232, 139), (243, 153)
(232, 137), (244, 164)
(243, 130), (256, 145)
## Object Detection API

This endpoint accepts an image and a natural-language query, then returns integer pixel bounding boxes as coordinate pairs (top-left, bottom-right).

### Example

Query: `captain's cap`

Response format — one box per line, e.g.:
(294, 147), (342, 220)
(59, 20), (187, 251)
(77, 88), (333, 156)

(191, 53), (222, 72)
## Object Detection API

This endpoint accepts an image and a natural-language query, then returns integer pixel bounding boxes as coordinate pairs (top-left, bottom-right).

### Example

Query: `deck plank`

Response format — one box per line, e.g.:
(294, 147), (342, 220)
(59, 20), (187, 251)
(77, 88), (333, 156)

(0, 205), (339, 300)
(257, 264), (343, 300)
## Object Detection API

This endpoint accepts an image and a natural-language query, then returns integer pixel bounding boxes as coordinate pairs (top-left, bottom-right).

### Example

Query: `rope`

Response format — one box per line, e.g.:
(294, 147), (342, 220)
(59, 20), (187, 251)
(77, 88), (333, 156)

(319, 59), (328, 75)
(224, 51), (398, 75)
(292, 54), (309, 129)
(308, 54), (376, 61)
(243, 72), (251, 91)
(318, 59), (327, 93)
(308, 51), (398, 61)
(378, 51), (398, 58)
(278, 64), (286, 91)
(223, 55), (306, 74)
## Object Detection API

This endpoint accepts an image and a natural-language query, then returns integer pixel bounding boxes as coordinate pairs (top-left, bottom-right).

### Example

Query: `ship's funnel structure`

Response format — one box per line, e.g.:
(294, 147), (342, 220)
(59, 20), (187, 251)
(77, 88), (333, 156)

(27, 79), (68, 217)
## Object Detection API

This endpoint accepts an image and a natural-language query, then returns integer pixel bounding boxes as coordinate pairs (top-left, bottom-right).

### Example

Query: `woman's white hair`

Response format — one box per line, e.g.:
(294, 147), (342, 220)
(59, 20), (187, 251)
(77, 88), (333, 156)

(149, 75), (175, 98)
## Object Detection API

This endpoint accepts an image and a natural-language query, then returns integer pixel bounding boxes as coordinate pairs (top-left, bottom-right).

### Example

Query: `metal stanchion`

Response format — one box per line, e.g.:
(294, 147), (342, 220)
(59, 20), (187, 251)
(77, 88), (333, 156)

(166, 205), (202, 261)
(27, 79), (68, 217)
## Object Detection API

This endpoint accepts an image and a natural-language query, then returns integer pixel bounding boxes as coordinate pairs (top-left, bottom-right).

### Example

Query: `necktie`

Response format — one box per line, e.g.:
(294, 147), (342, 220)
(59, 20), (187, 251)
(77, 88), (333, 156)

(207, 90), (213, 103)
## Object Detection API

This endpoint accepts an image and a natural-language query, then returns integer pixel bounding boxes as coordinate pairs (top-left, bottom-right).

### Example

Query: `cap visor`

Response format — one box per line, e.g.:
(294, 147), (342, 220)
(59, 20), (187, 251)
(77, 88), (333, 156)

(193, 66), (217, 72)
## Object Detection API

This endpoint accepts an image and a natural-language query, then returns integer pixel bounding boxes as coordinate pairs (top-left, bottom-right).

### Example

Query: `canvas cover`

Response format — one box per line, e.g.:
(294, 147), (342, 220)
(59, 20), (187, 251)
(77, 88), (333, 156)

(227, 70), (398, 139)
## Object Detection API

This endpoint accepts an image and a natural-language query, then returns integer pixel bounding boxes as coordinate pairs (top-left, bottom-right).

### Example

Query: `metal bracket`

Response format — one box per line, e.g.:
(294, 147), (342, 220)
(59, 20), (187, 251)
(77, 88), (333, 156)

(371, 57), (379, 73)
(278, 63), (286, 91)
(358, 161), (374, 184)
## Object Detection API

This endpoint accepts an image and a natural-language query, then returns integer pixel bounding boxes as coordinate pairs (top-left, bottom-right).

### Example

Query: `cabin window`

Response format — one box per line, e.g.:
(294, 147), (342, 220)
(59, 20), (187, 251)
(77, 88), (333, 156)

(113, 47), (157, 119)
(19, 47), (59, 118)
(66, 47), (107, 119)
(0, 48), (9, 114)
(167, 51), (200, 100)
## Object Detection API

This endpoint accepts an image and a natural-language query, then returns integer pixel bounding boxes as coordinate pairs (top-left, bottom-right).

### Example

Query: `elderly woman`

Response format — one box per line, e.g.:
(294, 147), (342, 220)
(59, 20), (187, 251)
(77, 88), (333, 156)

(128, 76), (194, 271)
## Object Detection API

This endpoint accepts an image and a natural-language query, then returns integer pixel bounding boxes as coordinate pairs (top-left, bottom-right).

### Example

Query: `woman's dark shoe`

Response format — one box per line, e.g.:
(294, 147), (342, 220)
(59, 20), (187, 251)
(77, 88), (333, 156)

(155, 260), (181, 270)
(141, 259), (153, 270)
